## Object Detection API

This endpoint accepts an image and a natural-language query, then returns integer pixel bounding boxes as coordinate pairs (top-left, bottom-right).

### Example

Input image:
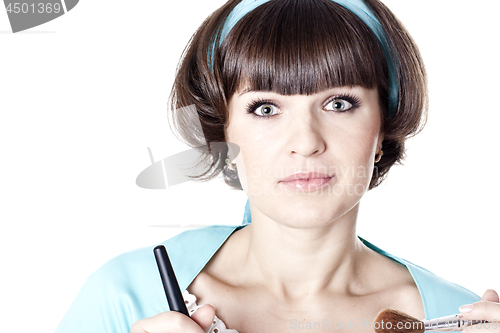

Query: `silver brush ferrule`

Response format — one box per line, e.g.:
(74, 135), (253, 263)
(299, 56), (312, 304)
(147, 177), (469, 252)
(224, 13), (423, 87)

(423, 314), (485, 332)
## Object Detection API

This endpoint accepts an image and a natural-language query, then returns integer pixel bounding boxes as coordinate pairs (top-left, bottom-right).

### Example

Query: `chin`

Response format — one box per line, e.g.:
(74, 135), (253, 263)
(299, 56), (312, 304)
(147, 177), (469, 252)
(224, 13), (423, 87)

(276, 205), (342, 229)
(282, 194), (360, 226)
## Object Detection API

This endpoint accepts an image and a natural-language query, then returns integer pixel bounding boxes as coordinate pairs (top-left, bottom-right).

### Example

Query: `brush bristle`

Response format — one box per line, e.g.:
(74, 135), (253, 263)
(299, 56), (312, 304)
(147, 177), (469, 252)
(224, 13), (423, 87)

(373, 309), (424, 333)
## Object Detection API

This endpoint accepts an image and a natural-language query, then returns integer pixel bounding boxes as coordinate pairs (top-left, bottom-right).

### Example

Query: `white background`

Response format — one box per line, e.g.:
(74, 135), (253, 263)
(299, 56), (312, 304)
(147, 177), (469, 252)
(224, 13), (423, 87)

(0, 0), (499, 332)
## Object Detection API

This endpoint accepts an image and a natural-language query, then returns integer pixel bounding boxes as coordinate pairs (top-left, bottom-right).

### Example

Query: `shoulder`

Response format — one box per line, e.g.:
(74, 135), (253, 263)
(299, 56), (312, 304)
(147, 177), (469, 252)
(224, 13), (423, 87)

(403, 259), (481, 319)
(55, 244), (165, 333)
(55, 225), (240, 333)
(358, 236), (480, 319)
(89, 224), (239, 294)
(87, 224), (240, 299)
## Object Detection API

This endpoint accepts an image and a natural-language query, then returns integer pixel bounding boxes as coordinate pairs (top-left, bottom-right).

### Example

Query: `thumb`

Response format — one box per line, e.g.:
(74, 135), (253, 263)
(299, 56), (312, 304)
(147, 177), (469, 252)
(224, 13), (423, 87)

(459, 290), (500, 322)
(190, 304), (216, 332)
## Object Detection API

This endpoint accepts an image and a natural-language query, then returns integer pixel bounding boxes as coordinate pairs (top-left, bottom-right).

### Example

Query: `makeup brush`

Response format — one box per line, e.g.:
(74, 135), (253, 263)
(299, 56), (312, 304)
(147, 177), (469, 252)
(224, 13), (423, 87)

(374, 308), (488, 333)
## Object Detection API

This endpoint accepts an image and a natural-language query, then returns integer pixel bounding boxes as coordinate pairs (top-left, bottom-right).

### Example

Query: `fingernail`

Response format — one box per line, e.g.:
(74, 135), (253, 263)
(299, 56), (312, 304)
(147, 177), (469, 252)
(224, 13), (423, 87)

(208, 303), (216, 311)
(459, 304), (474, 313)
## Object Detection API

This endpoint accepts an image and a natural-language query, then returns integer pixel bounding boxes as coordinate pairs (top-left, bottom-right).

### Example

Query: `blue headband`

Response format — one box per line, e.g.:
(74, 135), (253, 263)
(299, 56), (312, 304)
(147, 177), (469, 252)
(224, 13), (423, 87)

(210, 0), (399, 118)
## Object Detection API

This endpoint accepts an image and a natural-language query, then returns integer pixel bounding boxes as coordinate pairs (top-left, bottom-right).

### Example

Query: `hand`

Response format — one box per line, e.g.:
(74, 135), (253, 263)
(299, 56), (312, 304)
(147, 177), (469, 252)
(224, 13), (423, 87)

(460, 289), (500, 333)
(130, 304), (216, 333)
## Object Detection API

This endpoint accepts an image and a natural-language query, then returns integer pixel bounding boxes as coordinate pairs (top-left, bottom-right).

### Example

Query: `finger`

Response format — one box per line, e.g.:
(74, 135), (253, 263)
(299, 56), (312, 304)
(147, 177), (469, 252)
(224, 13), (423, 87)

(191, 304), (216, 332)
(481, 290), (500, 303)
(130, 311), (205, 333)
(459, 301), (500, 322)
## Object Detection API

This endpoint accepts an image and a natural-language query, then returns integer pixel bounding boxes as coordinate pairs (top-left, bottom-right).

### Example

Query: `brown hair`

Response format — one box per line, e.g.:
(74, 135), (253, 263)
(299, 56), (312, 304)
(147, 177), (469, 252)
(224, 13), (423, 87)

(168, 0), (428, 190)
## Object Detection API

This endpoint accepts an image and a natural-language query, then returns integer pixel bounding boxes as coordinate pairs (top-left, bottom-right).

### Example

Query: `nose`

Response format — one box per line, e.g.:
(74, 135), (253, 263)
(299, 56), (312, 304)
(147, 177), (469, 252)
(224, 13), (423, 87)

(287, 111), (326, 157)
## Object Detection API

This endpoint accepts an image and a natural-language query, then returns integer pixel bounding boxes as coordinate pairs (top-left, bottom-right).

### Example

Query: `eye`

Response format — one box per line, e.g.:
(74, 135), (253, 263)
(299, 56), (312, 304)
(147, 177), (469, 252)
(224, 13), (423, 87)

(255, 104), (278, 117)
(324, 98), (354, 112)
(246, 99), (280, 119)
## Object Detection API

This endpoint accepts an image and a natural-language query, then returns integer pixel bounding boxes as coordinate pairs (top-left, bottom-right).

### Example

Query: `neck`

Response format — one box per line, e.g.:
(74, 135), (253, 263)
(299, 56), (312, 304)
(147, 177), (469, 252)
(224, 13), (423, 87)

(234, 202), (369, 301)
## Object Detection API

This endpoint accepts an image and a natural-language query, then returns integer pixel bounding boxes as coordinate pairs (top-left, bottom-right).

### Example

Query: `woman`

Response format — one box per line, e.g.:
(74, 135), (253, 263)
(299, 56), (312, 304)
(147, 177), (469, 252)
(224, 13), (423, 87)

(55, 0), (497, 332)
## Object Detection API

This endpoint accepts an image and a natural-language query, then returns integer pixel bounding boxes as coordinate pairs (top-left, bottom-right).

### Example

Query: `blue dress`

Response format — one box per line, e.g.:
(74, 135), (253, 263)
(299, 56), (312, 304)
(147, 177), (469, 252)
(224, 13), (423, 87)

(55, 199), (480, 332)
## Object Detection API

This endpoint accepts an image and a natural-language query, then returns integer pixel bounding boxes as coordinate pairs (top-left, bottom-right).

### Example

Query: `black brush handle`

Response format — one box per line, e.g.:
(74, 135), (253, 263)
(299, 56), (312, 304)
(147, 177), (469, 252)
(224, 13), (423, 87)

(153, 245), (189, 316)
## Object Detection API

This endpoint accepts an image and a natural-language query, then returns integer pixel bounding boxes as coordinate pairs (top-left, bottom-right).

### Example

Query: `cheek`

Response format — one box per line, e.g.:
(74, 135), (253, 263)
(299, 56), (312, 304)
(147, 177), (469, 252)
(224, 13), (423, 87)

(350, 115), (380, 156)
(331, 124), (380, 185)
(238, 143), (280, 197)
(228, 123), (279, 194)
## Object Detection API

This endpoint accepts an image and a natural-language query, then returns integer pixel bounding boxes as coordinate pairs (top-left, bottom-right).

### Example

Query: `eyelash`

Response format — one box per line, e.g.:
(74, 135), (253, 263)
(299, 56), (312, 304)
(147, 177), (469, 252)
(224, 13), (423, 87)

(324, 94), (361, 112)
(245, 94), (362, 120)
(245, 98), (278, 120)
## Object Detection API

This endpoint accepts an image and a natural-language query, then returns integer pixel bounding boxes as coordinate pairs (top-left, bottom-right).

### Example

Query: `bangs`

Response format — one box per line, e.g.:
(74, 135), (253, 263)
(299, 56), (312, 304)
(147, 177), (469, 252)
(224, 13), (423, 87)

(218, 0), (388, 97)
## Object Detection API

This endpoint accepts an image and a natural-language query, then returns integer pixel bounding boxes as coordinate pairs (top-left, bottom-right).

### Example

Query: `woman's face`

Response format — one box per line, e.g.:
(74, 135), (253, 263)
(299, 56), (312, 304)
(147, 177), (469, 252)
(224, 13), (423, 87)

(226, 86), (384, 228)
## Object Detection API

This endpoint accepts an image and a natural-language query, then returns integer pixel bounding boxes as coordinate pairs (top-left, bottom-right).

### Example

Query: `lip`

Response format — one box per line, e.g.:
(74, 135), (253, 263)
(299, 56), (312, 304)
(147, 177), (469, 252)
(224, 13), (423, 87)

(279, 172), (334, 192)
(280, 171), (331, 182)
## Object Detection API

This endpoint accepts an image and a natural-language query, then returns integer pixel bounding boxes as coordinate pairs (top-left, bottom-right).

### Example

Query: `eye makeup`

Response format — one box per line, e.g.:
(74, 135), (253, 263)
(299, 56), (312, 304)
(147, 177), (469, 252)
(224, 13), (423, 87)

(245, 93), (362, 120)
(323, 93), (361, 112)
(245, 98), (280, 120)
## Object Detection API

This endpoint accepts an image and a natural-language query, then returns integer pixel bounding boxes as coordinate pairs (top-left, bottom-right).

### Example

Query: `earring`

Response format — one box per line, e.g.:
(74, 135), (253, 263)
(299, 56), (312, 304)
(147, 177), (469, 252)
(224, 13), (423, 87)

(224, 157), (238, 180)
(375, 149), (384, 163)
